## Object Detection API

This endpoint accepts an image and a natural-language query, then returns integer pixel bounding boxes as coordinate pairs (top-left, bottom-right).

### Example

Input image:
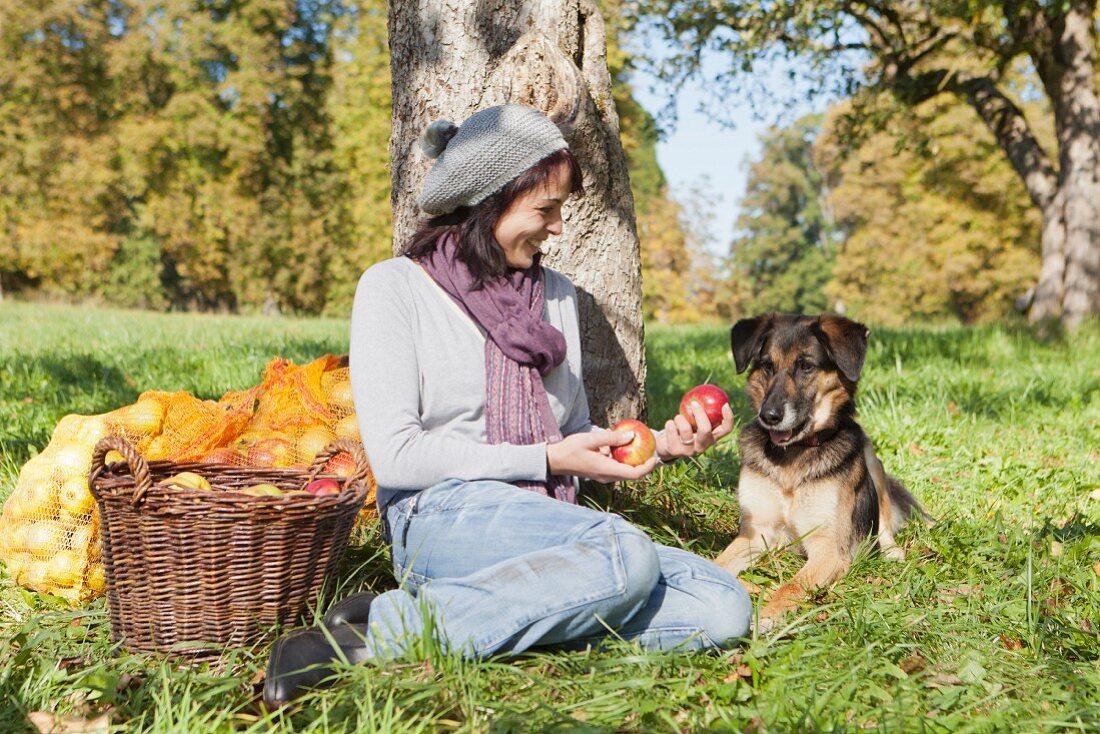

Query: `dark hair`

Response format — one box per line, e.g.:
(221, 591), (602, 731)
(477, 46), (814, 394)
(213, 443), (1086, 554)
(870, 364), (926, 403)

(403, 148), (584, 289)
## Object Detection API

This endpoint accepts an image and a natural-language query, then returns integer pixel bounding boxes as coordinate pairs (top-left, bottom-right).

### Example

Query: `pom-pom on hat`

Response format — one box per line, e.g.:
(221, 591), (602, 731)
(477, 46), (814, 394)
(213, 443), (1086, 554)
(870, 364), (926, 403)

(418, 104), (569, 216)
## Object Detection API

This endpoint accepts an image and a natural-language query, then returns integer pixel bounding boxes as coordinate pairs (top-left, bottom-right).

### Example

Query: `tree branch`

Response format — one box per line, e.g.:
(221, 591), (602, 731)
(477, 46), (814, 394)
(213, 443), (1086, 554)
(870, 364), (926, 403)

(891, 68), (1058, 210)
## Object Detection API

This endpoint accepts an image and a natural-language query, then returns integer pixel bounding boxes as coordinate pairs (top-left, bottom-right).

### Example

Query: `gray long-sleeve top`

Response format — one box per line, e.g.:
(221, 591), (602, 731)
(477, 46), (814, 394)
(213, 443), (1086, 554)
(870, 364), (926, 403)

(349, 257), (593, 509)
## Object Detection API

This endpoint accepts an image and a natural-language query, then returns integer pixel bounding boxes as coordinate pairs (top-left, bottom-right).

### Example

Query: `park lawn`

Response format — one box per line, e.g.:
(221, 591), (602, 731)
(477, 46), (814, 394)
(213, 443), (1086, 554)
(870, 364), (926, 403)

(0, 300), (1097, 733)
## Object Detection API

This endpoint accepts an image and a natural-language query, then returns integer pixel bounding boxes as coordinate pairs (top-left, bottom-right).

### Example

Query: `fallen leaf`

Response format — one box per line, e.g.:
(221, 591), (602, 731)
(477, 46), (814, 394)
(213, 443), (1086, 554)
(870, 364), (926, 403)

(1094, 563), (1100, 578)
(27, 711), (109, 734)
(998, 634), (1024, 650)
(908, 442), (925, 456)
(946, 402), (959, 415)
(899, 653), (927, 674)
(1050, 541), (1064, 558)
(743, 716), (764, 733)
(924, 673), (964, 689)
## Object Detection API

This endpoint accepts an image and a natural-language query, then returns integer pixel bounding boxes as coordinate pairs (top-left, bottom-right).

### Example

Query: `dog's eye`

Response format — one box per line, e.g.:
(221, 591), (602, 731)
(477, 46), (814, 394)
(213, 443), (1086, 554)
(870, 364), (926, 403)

(757, 359), (775, 376)
(796, 358), (816, 374)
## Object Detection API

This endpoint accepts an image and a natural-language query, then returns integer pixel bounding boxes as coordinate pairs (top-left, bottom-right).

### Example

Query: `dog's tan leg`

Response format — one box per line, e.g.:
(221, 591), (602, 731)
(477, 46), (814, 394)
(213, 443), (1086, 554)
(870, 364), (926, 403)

(760, 532), (849, 624)
(865, 445), (905, 561)
(715, 522), (774, 576)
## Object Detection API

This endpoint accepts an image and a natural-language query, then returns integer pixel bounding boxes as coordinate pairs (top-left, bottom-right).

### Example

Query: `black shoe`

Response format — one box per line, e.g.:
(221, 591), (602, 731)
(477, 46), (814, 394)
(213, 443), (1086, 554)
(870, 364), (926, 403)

(263, 623), (372, 708)
(323, 591), (377, 627)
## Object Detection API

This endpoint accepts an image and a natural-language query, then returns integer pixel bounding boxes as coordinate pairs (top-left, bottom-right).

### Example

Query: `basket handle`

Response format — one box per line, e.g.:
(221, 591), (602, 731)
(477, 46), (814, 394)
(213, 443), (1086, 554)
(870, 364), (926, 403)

(91, 436), (153, 508)
(307, 439), (370, 486)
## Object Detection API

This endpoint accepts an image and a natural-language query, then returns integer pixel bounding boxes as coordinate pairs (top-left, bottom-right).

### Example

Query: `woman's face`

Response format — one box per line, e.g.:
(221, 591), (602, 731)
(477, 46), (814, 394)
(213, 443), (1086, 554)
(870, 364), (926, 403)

(493, 161), (572, 270)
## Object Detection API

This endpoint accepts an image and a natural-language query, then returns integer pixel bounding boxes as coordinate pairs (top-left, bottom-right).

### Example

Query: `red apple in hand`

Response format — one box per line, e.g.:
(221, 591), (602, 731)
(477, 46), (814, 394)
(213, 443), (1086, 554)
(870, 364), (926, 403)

(304, 478), (341, 496)
(610, 419), (656, 466)
(679, 384), (730, 430)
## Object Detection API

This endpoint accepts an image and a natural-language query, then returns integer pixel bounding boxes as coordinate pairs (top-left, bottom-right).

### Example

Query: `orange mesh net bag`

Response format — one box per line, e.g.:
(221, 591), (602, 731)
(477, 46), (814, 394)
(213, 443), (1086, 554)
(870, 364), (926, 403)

(0, 355), (374, 604)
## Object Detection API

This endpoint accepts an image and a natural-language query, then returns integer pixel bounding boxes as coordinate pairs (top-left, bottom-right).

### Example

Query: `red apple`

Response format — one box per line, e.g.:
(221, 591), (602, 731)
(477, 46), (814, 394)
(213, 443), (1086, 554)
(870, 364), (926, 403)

(679, 384), (730, 430)
(304, 478), (341, 496)
(610, 419), (656, 466)
(323, 451), (358, 477)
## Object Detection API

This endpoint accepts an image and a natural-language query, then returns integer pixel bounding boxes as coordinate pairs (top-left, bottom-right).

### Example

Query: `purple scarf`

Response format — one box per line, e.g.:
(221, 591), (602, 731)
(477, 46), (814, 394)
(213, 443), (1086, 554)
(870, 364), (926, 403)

(416, 234), (577, 503)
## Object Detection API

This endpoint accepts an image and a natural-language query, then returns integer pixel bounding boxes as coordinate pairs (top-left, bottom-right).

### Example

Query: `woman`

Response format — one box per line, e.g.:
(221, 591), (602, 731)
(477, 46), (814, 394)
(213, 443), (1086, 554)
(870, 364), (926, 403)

(265, 104), (751, 708)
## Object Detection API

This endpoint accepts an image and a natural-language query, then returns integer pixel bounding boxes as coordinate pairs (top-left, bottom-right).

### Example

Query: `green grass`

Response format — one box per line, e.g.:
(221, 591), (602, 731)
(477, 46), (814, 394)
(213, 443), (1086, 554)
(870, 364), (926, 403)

(1, 301), (1098, 733)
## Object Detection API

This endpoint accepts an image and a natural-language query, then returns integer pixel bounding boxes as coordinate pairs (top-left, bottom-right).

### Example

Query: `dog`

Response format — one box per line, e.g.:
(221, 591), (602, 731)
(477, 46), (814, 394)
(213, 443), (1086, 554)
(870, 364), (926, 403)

(714, 313), (925, 623)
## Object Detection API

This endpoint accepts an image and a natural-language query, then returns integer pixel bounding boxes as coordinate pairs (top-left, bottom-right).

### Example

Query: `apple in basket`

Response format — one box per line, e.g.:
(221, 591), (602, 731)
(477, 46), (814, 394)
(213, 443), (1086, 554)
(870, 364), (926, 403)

(247, 437), (296, 468)
(323, 451), (358, 477)
(165, 471), (212, 491)
(304, 478), (341, 496)
(239, 483), (284, 497)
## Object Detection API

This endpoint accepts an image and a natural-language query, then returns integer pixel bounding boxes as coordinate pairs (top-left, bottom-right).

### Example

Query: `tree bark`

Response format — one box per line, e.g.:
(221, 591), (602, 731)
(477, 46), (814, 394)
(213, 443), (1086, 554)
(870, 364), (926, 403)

(865, 3), (1100, 328)
(388, 0), (647, 426)
(1045, 2), (1100, 327)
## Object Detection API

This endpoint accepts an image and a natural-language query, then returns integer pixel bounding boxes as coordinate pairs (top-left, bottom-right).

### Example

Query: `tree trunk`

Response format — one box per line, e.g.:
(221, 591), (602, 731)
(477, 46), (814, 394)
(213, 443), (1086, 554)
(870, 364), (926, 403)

(1019, 1), (1100, 327)
(1050, 3), (1100, 327)
(388, 0), (647, 426)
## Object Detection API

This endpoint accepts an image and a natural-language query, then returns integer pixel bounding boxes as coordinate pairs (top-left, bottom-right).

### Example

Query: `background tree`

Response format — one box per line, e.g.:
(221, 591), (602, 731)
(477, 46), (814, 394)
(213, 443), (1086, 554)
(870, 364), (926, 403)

(325, 0), (395, 316)
(729, 114), (836, 317)
(629, 0), (1100, 329)
(387, 1), (648, 425)
(603, 0), (703, 324)
(818, 97), (1041, 325)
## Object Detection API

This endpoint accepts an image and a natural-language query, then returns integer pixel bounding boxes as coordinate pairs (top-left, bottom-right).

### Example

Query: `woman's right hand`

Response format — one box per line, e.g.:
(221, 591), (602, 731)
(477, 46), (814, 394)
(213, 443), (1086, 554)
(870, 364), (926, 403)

(546, 429), (658, 483)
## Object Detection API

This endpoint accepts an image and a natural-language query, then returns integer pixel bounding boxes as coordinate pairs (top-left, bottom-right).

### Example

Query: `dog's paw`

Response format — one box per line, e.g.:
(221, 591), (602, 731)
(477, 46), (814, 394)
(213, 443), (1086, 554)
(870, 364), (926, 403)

(755, 614), (778, 634)
(883, 546), (906, 561)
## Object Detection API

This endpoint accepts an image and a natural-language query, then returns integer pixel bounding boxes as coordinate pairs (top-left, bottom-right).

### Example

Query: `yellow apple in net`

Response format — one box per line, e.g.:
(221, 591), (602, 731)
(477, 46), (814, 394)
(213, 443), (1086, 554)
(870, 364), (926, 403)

(4, 553), (28, 585)
(68, 523), (96, 554)
(247, 437), (296, 468)
(144, 435), (170, 460)
(86, 562), (106, 593)
(45, 550), (86, 588)
(59, 476), (96, 517)
(77, 417), (110, 443)
(18, 479), (60, 516)
(51, 444), (92, 474)
(296, 426), (335, 463)
(22, 521), (68, 556)
(326, 378), (354, 407)
(113, 398), (165, 435)
(22, 560), (49, 588)
(334, 415), (360, 441)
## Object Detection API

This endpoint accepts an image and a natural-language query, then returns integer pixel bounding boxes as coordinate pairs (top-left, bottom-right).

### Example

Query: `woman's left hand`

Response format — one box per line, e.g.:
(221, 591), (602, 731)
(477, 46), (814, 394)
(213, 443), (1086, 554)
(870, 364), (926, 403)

(655, 402), (735, 462)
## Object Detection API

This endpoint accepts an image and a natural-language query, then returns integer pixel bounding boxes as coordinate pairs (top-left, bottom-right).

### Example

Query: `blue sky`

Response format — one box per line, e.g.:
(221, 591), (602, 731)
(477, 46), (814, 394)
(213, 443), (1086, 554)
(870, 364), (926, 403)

(629, 52), (827, 257)
(632, 77), (769, 257)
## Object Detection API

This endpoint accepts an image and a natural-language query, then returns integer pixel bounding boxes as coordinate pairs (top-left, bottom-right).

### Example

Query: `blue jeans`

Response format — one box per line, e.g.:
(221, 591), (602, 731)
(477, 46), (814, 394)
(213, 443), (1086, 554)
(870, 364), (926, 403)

(358, 479), (751, 657)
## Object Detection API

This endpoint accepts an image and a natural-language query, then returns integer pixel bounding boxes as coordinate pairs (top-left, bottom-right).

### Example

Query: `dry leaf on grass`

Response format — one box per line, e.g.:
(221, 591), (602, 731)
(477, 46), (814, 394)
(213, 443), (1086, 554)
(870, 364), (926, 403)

(27, 711), (109, 734)
(924, 673), (964, 689)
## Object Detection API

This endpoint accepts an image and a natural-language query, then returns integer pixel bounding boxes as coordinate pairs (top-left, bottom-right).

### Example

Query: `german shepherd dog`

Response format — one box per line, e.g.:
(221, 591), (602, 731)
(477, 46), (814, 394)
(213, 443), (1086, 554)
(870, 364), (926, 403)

(715, 313), (925, 623)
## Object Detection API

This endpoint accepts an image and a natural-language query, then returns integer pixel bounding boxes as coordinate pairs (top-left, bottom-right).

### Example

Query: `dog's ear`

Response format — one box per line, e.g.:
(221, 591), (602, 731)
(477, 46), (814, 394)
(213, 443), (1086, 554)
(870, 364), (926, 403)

(815, 314), (870, 382)
(730, 314), (773, 374)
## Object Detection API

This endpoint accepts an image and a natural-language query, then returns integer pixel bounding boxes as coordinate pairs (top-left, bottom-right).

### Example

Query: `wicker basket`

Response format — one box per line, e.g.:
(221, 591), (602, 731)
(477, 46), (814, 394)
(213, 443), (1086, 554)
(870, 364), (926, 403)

(88, 436), (369, 658)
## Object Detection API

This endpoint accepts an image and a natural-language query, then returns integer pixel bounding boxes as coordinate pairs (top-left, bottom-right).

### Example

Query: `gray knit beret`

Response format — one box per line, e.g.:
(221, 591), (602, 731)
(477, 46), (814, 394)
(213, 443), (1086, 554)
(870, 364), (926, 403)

(418, 104), (569, 216)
